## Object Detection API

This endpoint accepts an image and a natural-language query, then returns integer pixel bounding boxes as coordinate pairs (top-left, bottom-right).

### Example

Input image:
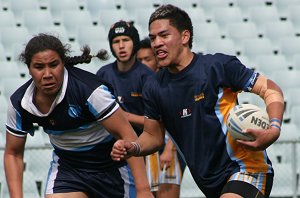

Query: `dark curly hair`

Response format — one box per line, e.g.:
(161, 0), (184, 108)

(19, 33), (109, 67)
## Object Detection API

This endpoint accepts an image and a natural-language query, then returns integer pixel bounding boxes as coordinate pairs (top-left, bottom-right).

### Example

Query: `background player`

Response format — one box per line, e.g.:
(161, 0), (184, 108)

(111, 4), (284, 198)
(4, 33), (153, 198)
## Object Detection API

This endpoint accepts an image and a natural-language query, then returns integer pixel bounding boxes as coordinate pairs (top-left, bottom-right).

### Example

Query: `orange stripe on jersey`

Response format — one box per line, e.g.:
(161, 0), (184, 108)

(219, 88), (270, 173)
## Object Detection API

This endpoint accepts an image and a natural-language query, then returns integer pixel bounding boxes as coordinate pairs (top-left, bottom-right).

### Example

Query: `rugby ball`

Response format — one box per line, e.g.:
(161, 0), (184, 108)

(226, 104), (270, 141)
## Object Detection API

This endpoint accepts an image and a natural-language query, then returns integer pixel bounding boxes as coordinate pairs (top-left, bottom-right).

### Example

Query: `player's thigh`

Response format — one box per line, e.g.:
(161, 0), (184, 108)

(221, 193), (243, 198)
(157, 183), (180, 198)
(46, 192), (89, 198)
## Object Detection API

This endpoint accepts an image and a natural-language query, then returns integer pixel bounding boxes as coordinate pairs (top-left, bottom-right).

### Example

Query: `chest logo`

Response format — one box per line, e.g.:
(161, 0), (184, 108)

(194, 93), (205, 101)
(179, 108), (192, 118)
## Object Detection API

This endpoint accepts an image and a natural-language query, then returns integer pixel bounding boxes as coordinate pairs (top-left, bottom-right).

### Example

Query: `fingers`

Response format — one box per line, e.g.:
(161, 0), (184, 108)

(111, 140), (127, 161)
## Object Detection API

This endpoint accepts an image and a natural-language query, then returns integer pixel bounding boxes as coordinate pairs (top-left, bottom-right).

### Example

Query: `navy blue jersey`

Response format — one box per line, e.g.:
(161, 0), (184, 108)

(96, 60), (155, 135)
(6, 67), (126, 171)
(143, 53), (273, 195)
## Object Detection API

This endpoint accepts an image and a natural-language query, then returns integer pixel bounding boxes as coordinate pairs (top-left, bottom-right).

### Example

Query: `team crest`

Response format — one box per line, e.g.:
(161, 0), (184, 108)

(115, 27), (125, 34)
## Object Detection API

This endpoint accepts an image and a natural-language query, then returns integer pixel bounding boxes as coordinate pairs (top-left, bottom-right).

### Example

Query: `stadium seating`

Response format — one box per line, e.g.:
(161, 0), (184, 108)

(37, 25), (70, 43)
(0, 10), (18, 28)
(240, 37), (276, 61)
(22, 10), (55, 34)
(61, 10), (94, 41)
(161, 0), (195, 9)
(248, 6), (281, 33)
(211, 6), (244, 32)
(76, 25), (107, 46)
(0, 43), (7, 61)
(198, 0), (233, 18)
(234, 0), (267, 18)
(279, 36), (300, 62)
(288, 5), (300, 34)
(270, 163), (296, 197)
(0, 27), (31, 59)
(49, 0), (80, 23)
(97, 9), (132, 29)
(9, 0), (40, 23)
(225, 21), (260, 51)
(187, 7), (209, 24)
(263, 21), (296, 48)
(204, 38), (238, 56)
(193, 22), (223, 45)
(237, 92), (265, 108)
(255, 54), (289, 75)
(1, 171), (41, 198)
(131, 8), (156, 30)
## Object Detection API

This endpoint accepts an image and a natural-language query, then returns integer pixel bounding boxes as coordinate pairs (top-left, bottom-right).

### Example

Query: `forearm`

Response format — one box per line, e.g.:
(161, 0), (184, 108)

(126, 156), (151, 192)
(124, 112), (145, 128)
(4, 152), (24, 198)
(251, 75), (284, 145)
(164, 138), (175, 152)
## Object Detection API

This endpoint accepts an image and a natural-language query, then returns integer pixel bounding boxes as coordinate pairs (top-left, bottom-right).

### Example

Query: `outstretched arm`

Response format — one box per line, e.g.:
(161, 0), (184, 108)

(111, 117), (165, 160)
(4, 132), (26, 198)
(101, 108), (153, 198)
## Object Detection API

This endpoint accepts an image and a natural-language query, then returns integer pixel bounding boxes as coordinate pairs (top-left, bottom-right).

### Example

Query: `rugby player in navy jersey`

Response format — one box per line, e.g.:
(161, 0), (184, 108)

(111, 4), (284, 198)
(96, 21), (165, 196)
(96, 21), (154, 136)
(4, 33), (153, 198)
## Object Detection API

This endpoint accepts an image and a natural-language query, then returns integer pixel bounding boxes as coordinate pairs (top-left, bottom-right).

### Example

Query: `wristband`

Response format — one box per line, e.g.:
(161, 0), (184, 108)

(270, 124), (281, 131)
(270, 118), (282, 125)
(130, 142), (141, 156)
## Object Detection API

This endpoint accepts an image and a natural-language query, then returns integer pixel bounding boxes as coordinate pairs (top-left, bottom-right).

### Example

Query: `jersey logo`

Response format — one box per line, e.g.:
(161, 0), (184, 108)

(179, 108), (192, 118)
(131, 92), (142, 97)
(68, 105), (82, 118)
(118, 96), (124, 103)
(194, 92), (205, 101)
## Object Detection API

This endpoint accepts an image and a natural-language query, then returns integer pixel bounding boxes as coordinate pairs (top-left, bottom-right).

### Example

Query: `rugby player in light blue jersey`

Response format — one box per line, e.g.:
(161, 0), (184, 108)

(4, 33), (153, 198)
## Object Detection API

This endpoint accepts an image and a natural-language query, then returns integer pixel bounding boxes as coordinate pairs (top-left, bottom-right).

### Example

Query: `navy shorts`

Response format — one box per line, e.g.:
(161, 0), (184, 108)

(44, 155), (136, 198)
(221, 172), (273, 198)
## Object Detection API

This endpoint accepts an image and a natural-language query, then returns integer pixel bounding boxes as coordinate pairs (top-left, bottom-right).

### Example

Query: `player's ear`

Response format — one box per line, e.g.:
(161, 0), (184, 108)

(181, 30), (190, 46)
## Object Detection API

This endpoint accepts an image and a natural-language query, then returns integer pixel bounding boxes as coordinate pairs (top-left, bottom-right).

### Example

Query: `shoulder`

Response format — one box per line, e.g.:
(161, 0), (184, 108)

(10, 79), (32, 107)
(135, 61), (155, 75)
(200, 53), (238, 65)
(96, 62), (115, 76)
(67, 66), (113, 93)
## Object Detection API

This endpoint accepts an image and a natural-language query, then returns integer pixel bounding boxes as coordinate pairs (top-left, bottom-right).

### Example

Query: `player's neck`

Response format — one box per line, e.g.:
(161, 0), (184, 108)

(117, 56), (136, 72)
